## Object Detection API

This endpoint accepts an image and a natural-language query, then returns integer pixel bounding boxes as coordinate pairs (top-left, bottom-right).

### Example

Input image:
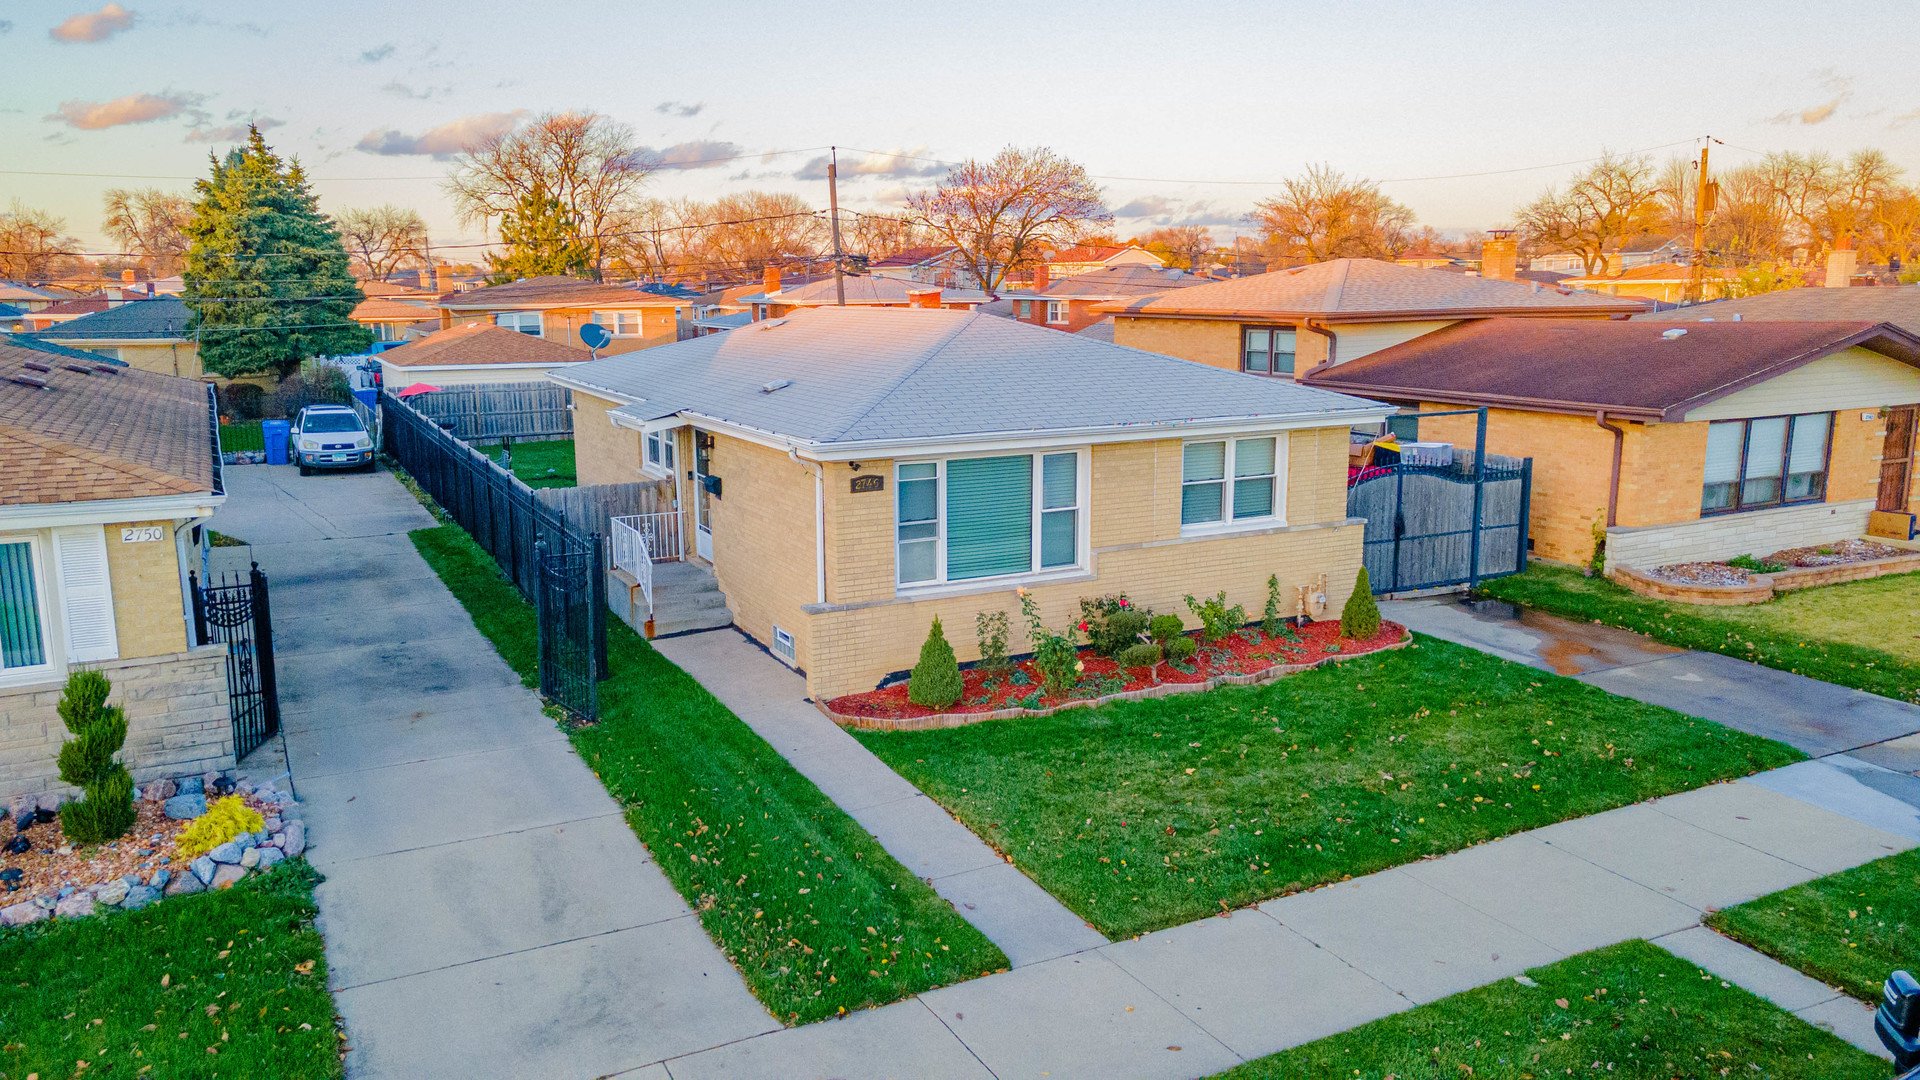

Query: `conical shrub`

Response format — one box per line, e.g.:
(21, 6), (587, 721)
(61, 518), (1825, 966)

(1340, 566), (1382, 640)
(55, 669), (137, 845)
(907, 616), (963, 709)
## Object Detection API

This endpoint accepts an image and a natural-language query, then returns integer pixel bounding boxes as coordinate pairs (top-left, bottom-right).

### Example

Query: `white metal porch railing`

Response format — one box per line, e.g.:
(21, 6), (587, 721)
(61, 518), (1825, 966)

(609, 512), (683, 615)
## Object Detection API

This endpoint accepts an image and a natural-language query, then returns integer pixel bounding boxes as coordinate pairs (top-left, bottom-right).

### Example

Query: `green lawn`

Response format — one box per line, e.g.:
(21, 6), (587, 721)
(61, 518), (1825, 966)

(1480, 562), (1920, 703)
(480, 438), (576, 488)
(1209, 939), (1884, 1080)
(0, 861), (341, 1080)
(408, 522), (1006, 1024)
(855, 635), (1800, 938)
(220, 420), (265, 454)
(1707, 847), (1920, 1003)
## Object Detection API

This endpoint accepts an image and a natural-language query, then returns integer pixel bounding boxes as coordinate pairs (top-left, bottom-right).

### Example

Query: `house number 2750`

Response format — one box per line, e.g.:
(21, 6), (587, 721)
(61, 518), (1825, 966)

(121, 526), (164, 543)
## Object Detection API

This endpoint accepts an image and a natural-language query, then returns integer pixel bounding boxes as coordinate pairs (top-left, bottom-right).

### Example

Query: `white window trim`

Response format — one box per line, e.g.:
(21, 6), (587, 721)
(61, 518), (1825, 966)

(493, 311), (543, 337)
(1179, 435), (1288, 536)
(642, 428), (677, 480)
(894, 449), (1092, 593)
(1045, 300), (1069, 325)
(592, 310), (646, 336)
(0, 533), (58, 688)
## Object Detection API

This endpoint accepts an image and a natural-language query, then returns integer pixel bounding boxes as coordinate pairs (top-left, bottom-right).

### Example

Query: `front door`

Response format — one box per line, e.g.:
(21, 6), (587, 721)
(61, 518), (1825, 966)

(1881, 405), (1917, 513)
(693, 430), (715, 561)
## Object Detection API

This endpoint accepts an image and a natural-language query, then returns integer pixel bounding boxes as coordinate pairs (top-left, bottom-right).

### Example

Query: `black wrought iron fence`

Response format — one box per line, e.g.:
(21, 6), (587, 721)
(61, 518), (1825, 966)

(534, 535), (605, 719)
(190, 563), (281, 761)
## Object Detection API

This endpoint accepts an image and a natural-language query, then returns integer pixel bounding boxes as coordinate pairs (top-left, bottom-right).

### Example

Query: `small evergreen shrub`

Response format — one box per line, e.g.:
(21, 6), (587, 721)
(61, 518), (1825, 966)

(1165, 636), (1198, 663)
(1149, 613), (1184, 644)
(908, 616), (963, 709)
(1117, 642), (1162, 670)
(176, 796), (266, 857)
(1183, 591), (1246, 643)
(974, 610), (1012, 673)
(54, 670), (137, 845)
(1103, 610), (1152, 655)
(1262, 574), (1286, 637)
(1340, 567), (1382, 639)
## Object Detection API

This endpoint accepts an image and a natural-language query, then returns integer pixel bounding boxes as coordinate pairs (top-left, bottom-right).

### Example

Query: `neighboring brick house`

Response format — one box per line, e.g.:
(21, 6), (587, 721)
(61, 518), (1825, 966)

(867, 245), (974, 288)
(28, 297), (201, 379)
(376, 322), (597, 387)
(351, 294), (440, 346)
(1561, 262), (1737, 304)
(1043, 244), (1165, 277)
(0, 339), (233, 800)
(551, 306), (1389, 698)
(745, 267), (989, 321)
(1633, 283), (1920, 333)
(1095, 258), (1644, 380)
(436, 275), (688, 355)
(1530, 234), (1690, 275)
(1005, 265), (1206, 333)
(19, 297), (110, 331)
(1304, 319), (1920, 569)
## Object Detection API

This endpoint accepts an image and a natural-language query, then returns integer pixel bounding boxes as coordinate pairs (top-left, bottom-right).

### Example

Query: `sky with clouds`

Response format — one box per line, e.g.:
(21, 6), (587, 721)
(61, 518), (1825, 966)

(4, 0), (1918, 252)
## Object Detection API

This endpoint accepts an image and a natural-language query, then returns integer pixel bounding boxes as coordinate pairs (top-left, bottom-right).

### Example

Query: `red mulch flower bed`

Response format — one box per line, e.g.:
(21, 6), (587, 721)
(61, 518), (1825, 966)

(825, 620), (1407, 721)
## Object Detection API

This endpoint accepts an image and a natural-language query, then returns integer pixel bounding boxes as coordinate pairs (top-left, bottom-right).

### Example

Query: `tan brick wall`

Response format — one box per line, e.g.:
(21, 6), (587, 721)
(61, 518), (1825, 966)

(105, 521), (187, 659)
(114, 342), (202, 379)
(1829, 408), (1888, 505)
(570, 390), (645, 487)
(1421, 407), (1615, 565)
(706, 434), (821, 672)
(1111, 317), (1241, 369)
(0, 648), (231, 801)
(1616, 421), (1708, 528)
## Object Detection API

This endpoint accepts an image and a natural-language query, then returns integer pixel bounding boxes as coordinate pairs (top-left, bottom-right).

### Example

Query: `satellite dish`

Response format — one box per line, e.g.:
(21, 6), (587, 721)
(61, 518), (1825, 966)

(579, 322), (613, 352)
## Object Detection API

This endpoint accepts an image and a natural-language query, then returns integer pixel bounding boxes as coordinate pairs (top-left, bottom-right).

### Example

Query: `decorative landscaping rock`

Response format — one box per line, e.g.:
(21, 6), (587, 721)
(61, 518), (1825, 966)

(0, 868), (20, 883)
(149, 868), (170, 889)
(281, 821), (306, 858)
(0, 899), (47, 926)
(164, 793), (207, 820)
(141, 777), (177, 802)
(207, 841), (243, 865)
(120, 885), (159, 910)
(191, 856), (216, 885)
(177, 777), (204, 796)
(255, 846), (284, 870)
(239, 830), (259, 850)
(240, 846), (260, 869)
(164, 871), (204, 897)
(210, 864), (247, 890)
(55, 892), (94, 919)
(263, 815), (282, 833)
(95, 878), (130, 906)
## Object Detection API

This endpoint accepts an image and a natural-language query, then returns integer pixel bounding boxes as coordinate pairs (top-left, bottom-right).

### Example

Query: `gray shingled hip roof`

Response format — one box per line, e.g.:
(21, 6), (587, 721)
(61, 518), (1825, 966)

(33, 297), (192, 341)
(554, 307), (1387, 454)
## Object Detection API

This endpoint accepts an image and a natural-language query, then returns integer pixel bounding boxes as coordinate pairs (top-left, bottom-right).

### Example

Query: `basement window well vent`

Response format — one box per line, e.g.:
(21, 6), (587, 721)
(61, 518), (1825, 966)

(761, 378), (793, 394)
(771, 625), (797, 664)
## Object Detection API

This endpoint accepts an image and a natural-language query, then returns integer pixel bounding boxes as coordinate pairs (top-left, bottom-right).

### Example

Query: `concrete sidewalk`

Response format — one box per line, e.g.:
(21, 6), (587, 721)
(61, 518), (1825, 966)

(652, 629), (1109, 967)
(211, 467), (778, 1080)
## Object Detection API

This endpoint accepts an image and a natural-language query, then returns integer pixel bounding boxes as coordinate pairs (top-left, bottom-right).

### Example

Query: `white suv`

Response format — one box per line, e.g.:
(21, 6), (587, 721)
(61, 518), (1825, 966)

(291, 404), (374, 475)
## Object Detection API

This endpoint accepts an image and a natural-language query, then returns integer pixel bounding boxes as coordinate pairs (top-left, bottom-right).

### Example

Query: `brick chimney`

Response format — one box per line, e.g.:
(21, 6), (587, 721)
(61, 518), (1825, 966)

(1031, 263), (1050, 292)
(1480, 230), (1517, 281)
(434, 260), (452, 294)
(908, 288), (943, 309)
(121, 269), (137, 285)
(1604, 252), (1623, 276)
(764, 264), (782, 294)
(1826, 237), (1857, 288)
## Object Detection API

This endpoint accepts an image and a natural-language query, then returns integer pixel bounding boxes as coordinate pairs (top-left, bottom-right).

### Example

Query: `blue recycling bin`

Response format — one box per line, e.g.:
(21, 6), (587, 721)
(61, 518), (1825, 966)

(262, 419), (291, 465)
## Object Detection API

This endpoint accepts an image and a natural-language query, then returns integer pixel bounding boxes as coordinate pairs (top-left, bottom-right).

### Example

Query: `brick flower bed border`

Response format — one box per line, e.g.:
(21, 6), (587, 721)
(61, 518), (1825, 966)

(819, 624), (1413, 732)
(1611, 550), (1920, 606)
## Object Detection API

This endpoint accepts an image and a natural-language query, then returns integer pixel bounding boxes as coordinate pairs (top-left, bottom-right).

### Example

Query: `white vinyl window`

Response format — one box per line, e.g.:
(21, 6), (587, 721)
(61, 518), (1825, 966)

(1046, 300), (1069, 324)
(493, 311), (543, 337)
(895, 451), (1086, 587)
(592, 310), (645, 336)
(1182, 437), (1284, 529)
(1702, 412), (1831, 514)
(0, 536), (53, 681)
(645, 429), (675, 473)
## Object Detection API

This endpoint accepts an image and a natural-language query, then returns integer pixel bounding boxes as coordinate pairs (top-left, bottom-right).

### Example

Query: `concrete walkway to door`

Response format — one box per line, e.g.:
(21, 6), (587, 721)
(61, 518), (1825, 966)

(209, 466), (779, 1080)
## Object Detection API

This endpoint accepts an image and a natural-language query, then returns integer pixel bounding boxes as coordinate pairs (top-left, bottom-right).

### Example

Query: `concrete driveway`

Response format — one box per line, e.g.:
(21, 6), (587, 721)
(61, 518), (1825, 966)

(210, 466), (778, 1080)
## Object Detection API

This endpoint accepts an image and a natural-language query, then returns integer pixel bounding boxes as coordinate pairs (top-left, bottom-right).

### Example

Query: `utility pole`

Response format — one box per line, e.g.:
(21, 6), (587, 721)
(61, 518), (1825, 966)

(828, 146), (847, 306)
(1685, 140), (1717, 305)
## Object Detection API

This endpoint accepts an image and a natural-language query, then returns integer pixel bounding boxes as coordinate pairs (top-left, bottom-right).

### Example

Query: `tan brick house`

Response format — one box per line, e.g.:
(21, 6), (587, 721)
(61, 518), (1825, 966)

(1304, 319), (1920, 570)
(552, 307), (1390, 698)
(0, 339), (232, 800)
(376, 322), (597, 387)
(436, 275), (689, 354)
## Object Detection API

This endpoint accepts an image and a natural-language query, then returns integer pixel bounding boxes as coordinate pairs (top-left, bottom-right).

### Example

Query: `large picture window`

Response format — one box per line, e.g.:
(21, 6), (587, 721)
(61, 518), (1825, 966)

(1702, 412), (1831, 514)
(0, 538), (49, 677)
(895, 452), (1084, 586)
(1183, 437), (1284, 527)
(1242, 327), (1297, 375)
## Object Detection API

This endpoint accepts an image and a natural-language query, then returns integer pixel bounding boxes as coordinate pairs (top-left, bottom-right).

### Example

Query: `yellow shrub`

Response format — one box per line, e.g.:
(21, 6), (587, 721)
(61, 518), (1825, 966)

(174, 796), (265, 857)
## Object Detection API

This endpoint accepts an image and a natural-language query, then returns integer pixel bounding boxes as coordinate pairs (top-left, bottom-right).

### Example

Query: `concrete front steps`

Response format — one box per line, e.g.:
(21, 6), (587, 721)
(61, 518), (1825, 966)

(610, 559), (733, 638)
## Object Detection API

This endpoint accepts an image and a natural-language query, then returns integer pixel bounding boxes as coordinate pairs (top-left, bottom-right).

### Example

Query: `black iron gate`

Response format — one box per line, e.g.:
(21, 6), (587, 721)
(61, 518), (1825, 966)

(190, 563), (281, 761)
(534, 534), (606, 721)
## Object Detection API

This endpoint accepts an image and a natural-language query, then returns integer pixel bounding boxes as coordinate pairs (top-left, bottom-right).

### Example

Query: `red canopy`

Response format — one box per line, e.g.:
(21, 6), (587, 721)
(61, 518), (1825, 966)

(394, 383), (442, 398)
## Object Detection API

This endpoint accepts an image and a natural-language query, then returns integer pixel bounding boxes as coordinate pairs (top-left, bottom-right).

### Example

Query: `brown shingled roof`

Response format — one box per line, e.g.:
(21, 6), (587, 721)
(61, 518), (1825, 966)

(351, 295), (439, 322)
(379, 321), (591, 367)
(1095, 258), (1645, 321)
(1302, 318), (1920, 421)
(438, 275), (683, 308)
(0, 339), (216, 506)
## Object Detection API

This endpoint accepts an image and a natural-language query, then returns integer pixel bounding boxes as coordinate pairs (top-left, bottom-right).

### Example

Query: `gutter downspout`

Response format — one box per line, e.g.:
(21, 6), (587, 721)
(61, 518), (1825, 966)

(791, 448), (826, 604)
(1298, 319), (1337, 378)
(1595, 411), (1626, 528)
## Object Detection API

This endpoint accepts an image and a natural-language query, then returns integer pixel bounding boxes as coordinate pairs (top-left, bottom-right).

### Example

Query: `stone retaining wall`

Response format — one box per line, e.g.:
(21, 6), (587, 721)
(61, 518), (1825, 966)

(1609, 550), (1920, 606)
(0, 647), (233, 801)
(1604, 499), (1875, 573)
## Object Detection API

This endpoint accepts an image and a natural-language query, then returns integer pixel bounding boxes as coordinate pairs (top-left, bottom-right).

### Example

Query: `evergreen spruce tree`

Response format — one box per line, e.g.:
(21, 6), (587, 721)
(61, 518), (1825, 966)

(183, 126), (371, 378)
(55, 670), (137, 844)
(1340, 566), (1382, 640)
(907, 616), (963, 709)
(485, 186), (593, 284)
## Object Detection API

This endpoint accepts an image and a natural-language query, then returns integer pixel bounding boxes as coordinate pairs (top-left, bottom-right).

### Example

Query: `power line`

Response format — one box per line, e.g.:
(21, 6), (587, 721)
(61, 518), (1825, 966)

(0, 146), (834, 183)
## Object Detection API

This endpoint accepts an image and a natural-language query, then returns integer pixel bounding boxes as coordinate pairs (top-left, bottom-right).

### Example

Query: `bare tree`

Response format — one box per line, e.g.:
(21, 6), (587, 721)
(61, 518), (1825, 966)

(0, 201), (80, 282)
(1141, 225), (1214, 270)
(1248, 165), (1415, 264)
(1513, 152), (1664, 275)
(846, 210), (937, 263)
(906, 146), (1110, 294)
(1869, 186), (1920, 268)
(445, 111), (655, 281)
(336, 205), (429, 281)
(101, 188), (191, 277)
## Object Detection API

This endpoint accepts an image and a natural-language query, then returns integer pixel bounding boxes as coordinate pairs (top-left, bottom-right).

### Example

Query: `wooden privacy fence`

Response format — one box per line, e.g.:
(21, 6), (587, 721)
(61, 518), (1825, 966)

(404, 382), (574, 444)
(535, 482), (671, 541)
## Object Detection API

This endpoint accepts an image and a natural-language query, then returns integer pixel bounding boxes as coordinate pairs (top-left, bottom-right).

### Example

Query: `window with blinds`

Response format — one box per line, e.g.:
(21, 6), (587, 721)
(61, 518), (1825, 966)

(1183, 437), (1286, 528)
(894, 452), (1086, 586)
(1701, 413), (1832, 515)
(0, 539), (48, 675)
(1242, 327), (1297, 375)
